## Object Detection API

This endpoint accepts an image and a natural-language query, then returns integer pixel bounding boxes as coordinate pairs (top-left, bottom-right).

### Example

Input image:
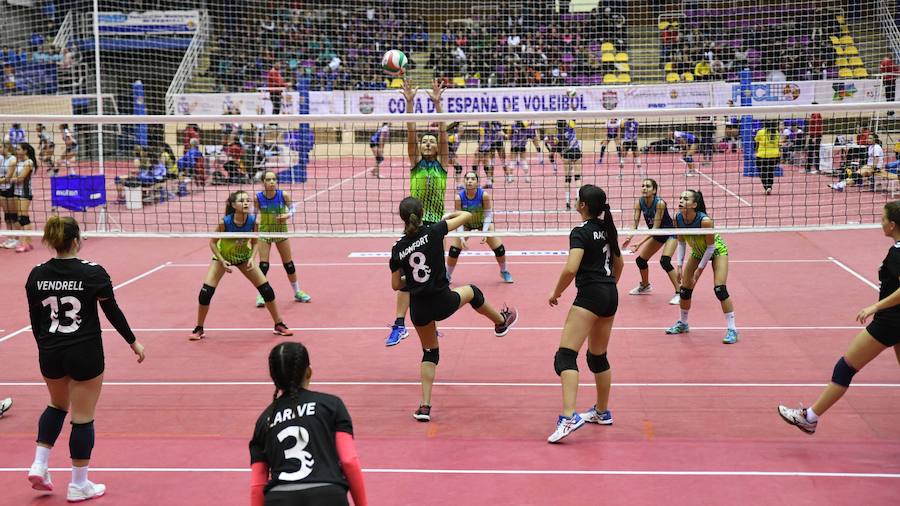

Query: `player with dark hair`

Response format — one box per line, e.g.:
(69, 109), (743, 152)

(25, 216), (146, 501)
(557, 119), (582, 210)
(59, 124), (77, 175)
(391, 196), (518, 421)
(12, 142), (36, 252)
(0, 140), (18, 249)
(665, 190), (739, 344)
(778, 201), (900, 434)
(547, 184), (624, 443)
(508, 121), (540, 184)
(618, 118), (642, 178)
(191, 190), (293, 340)
(622, 178), (680, 304)
(369, 122), (389, 179)
(446, 121), (465, 189)
(249, 341), (368, 506)
(671, 130), (698, 176)
(37, 123), (56, 175)
(597, 117), (620, 167)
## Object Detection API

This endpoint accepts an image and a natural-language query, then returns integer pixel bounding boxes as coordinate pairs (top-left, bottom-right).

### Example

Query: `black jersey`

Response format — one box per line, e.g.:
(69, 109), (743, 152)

(389, 221), (450, 296)
(26, 258), (114, 351)
(569, 219), (616, 287)
(877, 241), (900, 320)
(249, 390), (353, 493)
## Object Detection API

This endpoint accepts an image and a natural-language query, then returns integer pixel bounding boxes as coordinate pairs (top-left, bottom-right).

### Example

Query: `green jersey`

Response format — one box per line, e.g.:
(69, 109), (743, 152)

(410, 158), (447, 223)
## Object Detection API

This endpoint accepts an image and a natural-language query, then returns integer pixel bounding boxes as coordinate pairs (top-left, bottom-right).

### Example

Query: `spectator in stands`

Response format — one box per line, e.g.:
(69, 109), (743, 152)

(267, 61), (286, 115)
(805, 104), (823, 174)
(178, 138), (205, 190)
(3, 63), (16, 94)
(881, 54), (897, 116)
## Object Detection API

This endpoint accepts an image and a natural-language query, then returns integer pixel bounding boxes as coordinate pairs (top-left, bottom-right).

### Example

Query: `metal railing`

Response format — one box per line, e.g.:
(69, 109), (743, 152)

(52, 10), (74, 51)
(877, 0), (900, 62)
(165, 9), (210, 115)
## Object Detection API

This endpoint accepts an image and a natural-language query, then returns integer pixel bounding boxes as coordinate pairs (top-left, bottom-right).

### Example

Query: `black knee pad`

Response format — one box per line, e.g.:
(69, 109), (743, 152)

(565, 175), (573, 183)
(422, 347), (440, 365)
(574, 174), (581, 181)
(469, 284), (485, 309)
(660, 255), (674, 272)
(454, 164), (463, 175)
(554, 347), (578, 376)
(714, 284), (729, 301)
(831, 356), (857, 387)
(635, 256), (649, 270)
(283, 261), (296, 275)
(198, 284), (216, 306)
(69, 420), (95, 460)
(375, 155), (384, 163)
(586, 350), (610, 373)
(257, 282), (275, 302)
(4, 212), (16, 224)
(37, 405), (68, 446)
(259, 261), (270, 276)
(448, 246), (462, 259)
(18, 215), (30, 227)
(492, 244), (505, 257)
(679, 287), (693, 300)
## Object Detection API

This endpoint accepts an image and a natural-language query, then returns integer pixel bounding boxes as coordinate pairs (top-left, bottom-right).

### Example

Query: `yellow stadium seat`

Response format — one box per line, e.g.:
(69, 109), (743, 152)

(836, 15), (845, 24)
(603, 73), (618, 84)
(844, 46), (858, 55)
(601, 53), (615, 63)
(841, 25), (850, 35)
(840, 35), (854, 45)
(835, 57), (849, 67)
(615, 62), (631, 72)
(658, 21), (669, 30)
(853, 67), (869, 78)
(618, 73), (631, 83)
(666, 72), (679, 82)
(388, 78), (403, 88)
(833, 46), (845, 55)
(681, 72), (694, 82)
(838, 68), (853, 78)
(601, 42), (615, 52)
(615, 52), (629, 62)
(671, 21), (679, 28)
(830, 35), (841, 46)
(664, 62), (674, 72)
(849, 56), (863, 67)
(452, 76), (466, 87)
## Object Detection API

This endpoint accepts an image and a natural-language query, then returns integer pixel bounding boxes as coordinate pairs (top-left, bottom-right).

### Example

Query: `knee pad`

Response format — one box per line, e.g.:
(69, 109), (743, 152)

(36, 405), (68, 446)
(469, 284), (485, 309)
(283, 261), (296, 275)
(492, 244), (505, 257)
(375, 155), (384, 163)
(256, 282), (275, 302)
(448, 246), (462, 259)
(69, 420), (95, 460)
(565, 175), (573, 183)
(422, 347), (440, 365)
(660, 255), (674, 272)
(586, 350), (610, 374)
(4, 212), (15, 224)
(679, 287), (693, 300)
(454, 164), (463, 175)
(258, 261), (270, 276)
(198, 283), (216, 306)
(831, 356), (858, 387)
(635, 256), (649, 270)
(574, 174), (581, 181)
(683, 155), (694, 163)
(18, 215), (30, 227)
(714, 284), (729, 301)
(554, 347), (579, 376)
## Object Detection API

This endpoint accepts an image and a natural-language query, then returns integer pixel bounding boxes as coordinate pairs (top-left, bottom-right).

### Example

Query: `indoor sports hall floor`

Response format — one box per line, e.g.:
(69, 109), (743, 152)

(1, 153), (899, 505)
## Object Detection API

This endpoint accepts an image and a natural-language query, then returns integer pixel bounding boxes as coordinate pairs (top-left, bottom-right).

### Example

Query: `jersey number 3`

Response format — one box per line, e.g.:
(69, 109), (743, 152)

(41, 296), (82, 334)
(276, 426), (315, 481)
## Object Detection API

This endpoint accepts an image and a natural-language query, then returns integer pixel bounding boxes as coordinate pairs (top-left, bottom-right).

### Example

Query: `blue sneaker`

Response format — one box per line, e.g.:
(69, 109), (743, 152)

(500, 270), (513, 283)
(294, 290), (312, 303)
(665, 320), (690, 334)
(581, 406), (613, 425)
(385, 324), (408, 347)
(547, 412), (585, 443)
(723, 328), (739, 344)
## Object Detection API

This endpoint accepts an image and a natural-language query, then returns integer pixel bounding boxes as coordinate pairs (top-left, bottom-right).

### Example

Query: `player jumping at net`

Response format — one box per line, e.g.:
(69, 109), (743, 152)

(622, 178), (681, 304)
(619, 118), (643, 179)
(665, 190), (739, 344)
(191, 190), (293, 341)
(671, 130), (699, 177)
(25, 216), (146, 502)
(597, 117), (620, 167)
(558, 119), (583, 210)
(369, 122), (389, 179)
(255, 170), (311, 307)
(508, 121), (541, 184)
(391, 197), (518, 421)
(446, 171), (513, 284)
(778, 201), (900, 434)
(385, 78), (450, 348)
(249, 342), (368, 506)
(547, 185), (624, 443)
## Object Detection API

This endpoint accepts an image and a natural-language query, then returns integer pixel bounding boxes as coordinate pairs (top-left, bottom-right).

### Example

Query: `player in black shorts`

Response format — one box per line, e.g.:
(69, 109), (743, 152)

(25, 216), (146, 501)
(390, 196), (518, 421)
(778, 201), (900, 434)
(249, 342), (368, 506)
(547, 185), (624, 443)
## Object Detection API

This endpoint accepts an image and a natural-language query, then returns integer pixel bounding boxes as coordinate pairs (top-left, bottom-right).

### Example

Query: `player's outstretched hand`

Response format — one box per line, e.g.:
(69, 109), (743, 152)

(428, 78), (446, 103)
(401, 78), (417, 104)
(131, 341), (146, 363)
(856, 304), (878, 324)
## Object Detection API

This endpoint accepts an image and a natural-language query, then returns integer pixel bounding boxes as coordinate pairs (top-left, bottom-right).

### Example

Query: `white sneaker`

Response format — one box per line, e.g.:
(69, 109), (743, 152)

(547, 412), (585, 443)
(777, 405), (817, 434)
(0, 397), (11, 416)
(628, 283), (652, 295)
(27, 462), (53, 491)
(668, 293), (681, 305)
(2, 238), (18, 249)
(67, 480), (106, 502)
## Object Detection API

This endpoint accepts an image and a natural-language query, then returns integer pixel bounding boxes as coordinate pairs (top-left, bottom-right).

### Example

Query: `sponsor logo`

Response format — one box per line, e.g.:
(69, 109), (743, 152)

(601, 91), (619, 110)
(359, 94), (375, 114)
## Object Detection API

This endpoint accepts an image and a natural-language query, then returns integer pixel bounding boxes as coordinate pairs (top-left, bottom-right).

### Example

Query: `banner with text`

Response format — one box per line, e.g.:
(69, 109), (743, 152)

(174, 91), (345, 117)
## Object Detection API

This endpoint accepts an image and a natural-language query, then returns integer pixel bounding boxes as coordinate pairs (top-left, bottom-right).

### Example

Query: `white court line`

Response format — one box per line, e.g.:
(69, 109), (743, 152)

(2, 381), (897, 388)
(302, 167), (370, 203)
(0, 262), (171, 345)
(103, 325), (862, 332)
(696, 168), (753, 207)
(828, 256), (880, 291)
(0, 468), (896, 478)
(166, 258), (833, 267)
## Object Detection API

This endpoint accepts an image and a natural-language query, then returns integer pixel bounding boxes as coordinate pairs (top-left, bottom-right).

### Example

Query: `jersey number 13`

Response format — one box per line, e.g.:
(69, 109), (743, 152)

(41, 296), (83, 334)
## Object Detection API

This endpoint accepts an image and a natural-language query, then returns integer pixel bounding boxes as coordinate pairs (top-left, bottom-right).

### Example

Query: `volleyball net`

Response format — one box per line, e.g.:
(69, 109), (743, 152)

(0, 102), (894, 238)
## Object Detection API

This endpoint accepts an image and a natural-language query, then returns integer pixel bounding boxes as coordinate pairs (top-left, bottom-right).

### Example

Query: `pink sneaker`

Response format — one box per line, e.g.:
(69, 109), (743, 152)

(15, 243), (26, 253)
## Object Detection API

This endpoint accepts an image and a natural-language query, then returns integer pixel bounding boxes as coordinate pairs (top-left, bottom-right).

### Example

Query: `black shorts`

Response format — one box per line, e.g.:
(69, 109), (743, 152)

(622, 140), (638, 153)
(510, 146), (526, 153)
(369, 143), (379, 149)
(265, 485), (349, 506)
(652, 234), (675, 244)
(573, 283), (618, 318)
(39, 339), (105, 381)
(0, 187), (13, 198)
(490, 140), (504, 152)
(606, 134), (617, 140)
(562, 148), (582, 161)
(410, 288), (461, 327)
(867, 316), (900, 347)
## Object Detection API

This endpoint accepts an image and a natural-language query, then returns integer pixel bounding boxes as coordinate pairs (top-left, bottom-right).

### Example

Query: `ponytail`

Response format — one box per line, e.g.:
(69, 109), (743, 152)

(42, 215), (80, 253)
(399, 196), (425, 236)
(602, 203), (621, 258)
(578, 184), (621, 257)
(692, 190), (707, 214)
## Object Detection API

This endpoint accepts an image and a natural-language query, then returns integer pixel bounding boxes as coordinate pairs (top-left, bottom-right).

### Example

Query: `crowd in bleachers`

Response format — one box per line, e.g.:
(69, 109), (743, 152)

(0, 35), (78, 95)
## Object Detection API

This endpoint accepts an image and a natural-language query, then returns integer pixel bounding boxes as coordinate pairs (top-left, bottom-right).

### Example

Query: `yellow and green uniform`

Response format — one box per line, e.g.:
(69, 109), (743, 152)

(410, 157), (447, 224)
(257, 190), (288, 243)
(216, 214), (256, 264)
(676, 211), (728, 259)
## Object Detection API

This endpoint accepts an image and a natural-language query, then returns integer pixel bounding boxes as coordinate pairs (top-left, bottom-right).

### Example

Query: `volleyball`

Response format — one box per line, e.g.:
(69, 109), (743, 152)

(382, 49), (408, 74)
(566, 89), (578, 98)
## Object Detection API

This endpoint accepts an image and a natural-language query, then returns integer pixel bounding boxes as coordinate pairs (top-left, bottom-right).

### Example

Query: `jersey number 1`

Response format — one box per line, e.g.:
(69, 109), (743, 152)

(41, 296), (82, 334)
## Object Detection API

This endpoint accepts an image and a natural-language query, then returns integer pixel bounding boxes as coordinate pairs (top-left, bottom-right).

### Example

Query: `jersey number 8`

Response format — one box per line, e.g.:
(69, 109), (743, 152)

(409, 252), (432, 283)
